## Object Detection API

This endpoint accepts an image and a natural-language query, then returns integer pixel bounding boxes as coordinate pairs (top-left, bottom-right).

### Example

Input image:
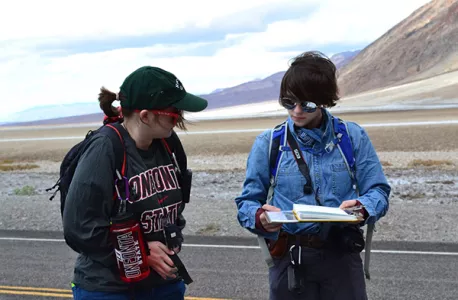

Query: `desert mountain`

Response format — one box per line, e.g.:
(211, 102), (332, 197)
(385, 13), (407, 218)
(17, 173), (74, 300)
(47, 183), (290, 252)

(338, 0), (458, 96)
(201, 71), (285, 110)
(331, 50), (361, 69)
(202, 51), (360, 110)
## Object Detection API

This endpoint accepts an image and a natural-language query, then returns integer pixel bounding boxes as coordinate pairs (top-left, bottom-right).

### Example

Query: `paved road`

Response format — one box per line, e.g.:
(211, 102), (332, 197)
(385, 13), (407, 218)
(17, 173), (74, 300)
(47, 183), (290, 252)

(0, 230), (457, 300)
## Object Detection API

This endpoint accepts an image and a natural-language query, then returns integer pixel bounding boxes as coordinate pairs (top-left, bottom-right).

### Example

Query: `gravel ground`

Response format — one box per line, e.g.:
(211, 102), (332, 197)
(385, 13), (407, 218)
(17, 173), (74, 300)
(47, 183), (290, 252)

(0, 152), (457, 243)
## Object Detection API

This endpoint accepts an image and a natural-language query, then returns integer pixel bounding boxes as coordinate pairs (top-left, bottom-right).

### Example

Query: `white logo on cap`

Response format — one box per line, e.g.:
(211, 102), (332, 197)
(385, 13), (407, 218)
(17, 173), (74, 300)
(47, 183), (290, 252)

(175, 79), (184, 90)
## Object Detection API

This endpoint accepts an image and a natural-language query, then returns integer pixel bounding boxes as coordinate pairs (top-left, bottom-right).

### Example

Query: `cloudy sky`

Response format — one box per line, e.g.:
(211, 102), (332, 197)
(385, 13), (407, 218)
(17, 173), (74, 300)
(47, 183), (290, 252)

(0, 0), (431, 122)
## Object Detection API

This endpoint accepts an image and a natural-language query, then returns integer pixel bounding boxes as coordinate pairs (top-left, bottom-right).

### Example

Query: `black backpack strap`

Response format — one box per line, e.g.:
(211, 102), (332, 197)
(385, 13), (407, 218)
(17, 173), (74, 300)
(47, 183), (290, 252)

(98, 123), (128, 215)
(285, 128), (315, 197)
(102, 123), (127, 178)
(161, 131), (191, 226)
(162, 130), (187, 176)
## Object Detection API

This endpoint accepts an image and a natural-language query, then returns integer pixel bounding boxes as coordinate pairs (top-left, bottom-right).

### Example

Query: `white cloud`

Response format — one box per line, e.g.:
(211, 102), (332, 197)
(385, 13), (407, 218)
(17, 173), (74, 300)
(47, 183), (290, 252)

(0, 43), (295, 109)
(235, 0), (432, 49)
(0, 0), (431, 122)
(0, 0), (297, 41)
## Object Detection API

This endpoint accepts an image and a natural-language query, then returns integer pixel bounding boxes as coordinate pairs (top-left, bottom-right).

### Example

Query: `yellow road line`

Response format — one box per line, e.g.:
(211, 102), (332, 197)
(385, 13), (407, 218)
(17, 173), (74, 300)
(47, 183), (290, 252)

(186, 298), (230, 300)
(0, 285), (71, 293)
(0, 285), (230, 299)
(0, 289), (72, 297)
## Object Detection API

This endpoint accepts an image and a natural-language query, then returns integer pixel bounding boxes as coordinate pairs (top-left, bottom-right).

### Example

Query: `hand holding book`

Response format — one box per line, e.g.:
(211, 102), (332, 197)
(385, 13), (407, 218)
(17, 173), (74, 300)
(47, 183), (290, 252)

(339, 200), (368, 221)
(258, 204), (284, 232)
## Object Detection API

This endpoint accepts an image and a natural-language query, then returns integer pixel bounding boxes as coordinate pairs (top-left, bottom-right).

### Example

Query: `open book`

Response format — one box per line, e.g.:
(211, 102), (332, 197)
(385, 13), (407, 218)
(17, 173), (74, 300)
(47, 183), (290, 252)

(265, 204), (361, 223)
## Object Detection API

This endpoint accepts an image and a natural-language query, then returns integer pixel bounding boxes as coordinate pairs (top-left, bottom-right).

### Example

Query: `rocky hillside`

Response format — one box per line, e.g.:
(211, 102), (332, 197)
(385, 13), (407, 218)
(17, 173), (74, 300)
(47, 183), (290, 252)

(338, 0), (458, 96)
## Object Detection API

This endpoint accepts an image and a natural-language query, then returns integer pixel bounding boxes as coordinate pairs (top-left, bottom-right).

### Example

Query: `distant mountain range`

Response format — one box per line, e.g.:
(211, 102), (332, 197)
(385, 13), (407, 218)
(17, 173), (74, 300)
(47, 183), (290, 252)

(201, 50), (360, 111)
(2, 51), (359, 126)
(3, 103), (101, 125)
(5, 0), (458, 126)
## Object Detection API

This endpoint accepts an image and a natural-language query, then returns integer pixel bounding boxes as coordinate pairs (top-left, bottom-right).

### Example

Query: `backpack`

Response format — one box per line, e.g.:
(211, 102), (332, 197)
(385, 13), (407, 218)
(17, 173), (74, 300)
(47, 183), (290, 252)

(260, 116), (375, 280)
(46, 121), (190, 219)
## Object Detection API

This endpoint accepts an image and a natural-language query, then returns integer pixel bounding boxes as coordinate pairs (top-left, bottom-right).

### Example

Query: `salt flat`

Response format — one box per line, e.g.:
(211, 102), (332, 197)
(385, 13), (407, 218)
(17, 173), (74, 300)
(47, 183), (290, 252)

(0, 107), (456, 243)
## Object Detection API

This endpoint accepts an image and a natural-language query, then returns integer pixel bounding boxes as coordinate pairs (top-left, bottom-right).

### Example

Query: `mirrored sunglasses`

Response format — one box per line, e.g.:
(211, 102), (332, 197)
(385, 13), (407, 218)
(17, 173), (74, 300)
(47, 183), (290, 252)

(280, 97), (317, 113)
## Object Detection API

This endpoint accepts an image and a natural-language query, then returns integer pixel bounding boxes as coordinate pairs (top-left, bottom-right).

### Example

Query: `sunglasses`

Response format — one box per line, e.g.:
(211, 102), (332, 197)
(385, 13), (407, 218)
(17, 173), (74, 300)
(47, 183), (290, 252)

(151, 110), (180, 126)
(280, 97), (318, 113)
(134, 109), (180, 126)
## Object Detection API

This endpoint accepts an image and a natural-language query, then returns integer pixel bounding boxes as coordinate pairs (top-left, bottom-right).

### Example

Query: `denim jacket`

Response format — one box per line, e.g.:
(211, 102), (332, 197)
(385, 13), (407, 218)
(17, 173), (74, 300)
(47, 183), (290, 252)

(234, 109), (391, 240)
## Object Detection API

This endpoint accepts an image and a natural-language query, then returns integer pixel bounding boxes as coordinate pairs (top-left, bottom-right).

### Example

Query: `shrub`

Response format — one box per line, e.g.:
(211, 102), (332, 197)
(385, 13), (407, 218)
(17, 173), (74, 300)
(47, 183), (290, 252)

(408, 159), (454, 167)
(13, 185), (37, 196)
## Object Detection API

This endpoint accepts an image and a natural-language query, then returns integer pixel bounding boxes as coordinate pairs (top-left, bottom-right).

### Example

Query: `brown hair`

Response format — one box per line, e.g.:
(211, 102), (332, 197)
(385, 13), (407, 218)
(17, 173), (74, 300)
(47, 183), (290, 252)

(98, 87), (188, 130)
(279, 51), (340, 108)
(98, 87), (128, 118)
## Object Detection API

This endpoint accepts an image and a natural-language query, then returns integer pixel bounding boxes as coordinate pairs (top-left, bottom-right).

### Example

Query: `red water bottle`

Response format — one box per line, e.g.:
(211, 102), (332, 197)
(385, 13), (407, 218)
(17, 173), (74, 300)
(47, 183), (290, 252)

(110, 174), (150, 283)
(110, 213), (150, 283)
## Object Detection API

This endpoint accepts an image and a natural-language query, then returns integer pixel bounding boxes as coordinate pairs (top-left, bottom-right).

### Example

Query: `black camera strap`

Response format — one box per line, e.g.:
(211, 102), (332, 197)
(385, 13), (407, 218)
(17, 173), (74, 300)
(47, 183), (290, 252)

(286, 128), (314, 197)
(169, 254), (193, 285)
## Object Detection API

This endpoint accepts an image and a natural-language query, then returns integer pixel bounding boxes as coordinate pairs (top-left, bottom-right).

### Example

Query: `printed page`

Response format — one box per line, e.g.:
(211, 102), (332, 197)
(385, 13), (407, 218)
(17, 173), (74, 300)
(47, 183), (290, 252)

(293, 204), (351, 216)
(265, 211), (299, 223)
(293, 204), (359, 222)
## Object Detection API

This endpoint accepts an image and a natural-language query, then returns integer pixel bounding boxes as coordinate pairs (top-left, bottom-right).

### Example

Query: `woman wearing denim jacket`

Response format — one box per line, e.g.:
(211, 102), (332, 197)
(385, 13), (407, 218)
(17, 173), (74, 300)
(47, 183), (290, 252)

(235, 51), (391, 300)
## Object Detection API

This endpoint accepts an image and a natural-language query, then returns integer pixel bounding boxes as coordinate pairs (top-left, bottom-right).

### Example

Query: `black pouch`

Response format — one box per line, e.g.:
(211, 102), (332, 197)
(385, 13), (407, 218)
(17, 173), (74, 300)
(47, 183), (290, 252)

(181, 169), (192, 204)
(287, 245), (305, 294)
(339, 225), (365, 253)
(176, 214), (187, 231)
(164, 223), (184, 251)
(326, 224), (365, 253)
(287, 265), (305, 294)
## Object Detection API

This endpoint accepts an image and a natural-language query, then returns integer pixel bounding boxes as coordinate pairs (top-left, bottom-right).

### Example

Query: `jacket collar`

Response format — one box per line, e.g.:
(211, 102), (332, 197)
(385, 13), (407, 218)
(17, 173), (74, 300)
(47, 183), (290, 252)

(286, 108), (335, 150)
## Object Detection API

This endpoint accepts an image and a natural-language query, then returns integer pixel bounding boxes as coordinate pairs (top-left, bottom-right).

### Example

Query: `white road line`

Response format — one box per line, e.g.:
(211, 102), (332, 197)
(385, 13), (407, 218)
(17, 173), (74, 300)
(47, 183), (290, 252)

(0, 237), (65, 242)
(1, 237), (457, 256)
(360, 120), (458, 127)
(184, 244), (260, 249)
(0, 136), (83, 142)
(367, 249), (458, 255)
(185, 245), (458, 256)
(180, 129), (266, 135)
(1, 120), (457, 142)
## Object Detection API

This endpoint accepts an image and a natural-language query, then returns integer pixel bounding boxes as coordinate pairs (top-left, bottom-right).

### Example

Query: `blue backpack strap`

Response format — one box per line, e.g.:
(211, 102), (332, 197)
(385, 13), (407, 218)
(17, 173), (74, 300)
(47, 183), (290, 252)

(331, 117), (357, 184)
(269, 121), (288, 181)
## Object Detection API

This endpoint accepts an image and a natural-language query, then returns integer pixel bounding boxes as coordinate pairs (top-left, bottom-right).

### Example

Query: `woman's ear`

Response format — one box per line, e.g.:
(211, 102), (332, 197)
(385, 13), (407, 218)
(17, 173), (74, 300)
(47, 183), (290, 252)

(138, 110), (151, 124)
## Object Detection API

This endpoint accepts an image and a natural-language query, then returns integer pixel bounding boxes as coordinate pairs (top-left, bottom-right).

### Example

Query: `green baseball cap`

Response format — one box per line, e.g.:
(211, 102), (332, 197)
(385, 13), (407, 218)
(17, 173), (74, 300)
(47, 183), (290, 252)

(119, 66), (208, 112)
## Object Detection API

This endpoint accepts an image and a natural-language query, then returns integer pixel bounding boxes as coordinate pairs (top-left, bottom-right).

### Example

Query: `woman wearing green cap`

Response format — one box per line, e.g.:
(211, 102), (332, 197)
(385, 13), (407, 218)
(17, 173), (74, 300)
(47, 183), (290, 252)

(62, 66), (208, 299)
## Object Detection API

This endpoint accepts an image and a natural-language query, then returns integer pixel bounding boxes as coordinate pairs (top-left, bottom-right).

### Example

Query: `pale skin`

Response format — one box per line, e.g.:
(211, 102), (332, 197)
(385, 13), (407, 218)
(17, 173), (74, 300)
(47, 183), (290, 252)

(122, 107), (178, 150)
(122, 107), (181, 279)
(259, 101), (364, 232)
